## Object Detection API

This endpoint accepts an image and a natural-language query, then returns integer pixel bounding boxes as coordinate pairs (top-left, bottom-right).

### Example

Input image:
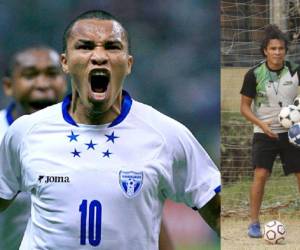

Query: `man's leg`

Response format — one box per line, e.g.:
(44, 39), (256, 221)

(294, 172), (300, 192)
(250, 167), (270, 223)
(248, 167), (270, 238)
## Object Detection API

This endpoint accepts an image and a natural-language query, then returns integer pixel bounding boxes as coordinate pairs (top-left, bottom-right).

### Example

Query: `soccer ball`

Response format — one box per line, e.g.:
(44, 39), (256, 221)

(263, 220), (286, 244)
(288, 123), (300, 147)
(278, 105), (300, 128)
(294, 96), (300, 108)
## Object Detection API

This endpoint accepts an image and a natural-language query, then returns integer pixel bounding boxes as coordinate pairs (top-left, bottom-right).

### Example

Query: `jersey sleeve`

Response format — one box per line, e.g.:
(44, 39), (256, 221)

(160, 123), (221, 209)
(240, 69), (257, 98)
(0, 122), (23, 200)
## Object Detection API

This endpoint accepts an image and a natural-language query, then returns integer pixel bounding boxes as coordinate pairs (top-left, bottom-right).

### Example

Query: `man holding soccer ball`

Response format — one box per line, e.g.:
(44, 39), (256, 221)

(240, 24), (300, 238)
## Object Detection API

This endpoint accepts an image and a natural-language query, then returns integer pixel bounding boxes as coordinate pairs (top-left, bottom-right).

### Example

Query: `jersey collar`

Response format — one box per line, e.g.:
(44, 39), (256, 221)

(62, 90), (132, 128)
(5, 102), (15, 126)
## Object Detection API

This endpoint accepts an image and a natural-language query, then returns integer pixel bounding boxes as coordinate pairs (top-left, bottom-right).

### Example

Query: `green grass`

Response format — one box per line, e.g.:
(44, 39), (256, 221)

(222, 174), (300, 214)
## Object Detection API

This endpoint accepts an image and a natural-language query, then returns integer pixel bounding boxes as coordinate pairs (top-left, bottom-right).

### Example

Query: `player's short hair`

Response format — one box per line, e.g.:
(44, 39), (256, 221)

(4, 45), (59, 77)
(62, 10), (130, 53)
(260, 24), (289, 57)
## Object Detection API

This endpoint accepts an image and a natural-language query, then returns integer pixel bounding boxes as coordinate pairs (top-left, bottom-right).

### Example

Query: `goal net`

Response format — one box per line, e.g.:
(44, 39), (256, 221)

(221, 0), (300, 216)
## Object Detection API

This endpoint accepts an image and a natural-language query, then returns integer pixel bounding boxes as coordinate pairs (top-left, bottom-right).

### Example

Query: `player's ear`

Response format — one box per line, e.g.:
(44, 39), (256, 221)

(2, 76), (13, 97)
(60, 53), (69, 74)
(126, 55), (133, 75)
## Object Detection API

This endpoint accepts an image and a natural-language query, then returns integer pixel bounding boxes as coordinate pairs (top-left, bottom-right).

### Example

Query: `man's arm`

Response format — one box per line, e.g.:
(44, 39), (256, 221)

(198, 193), (220, 237)
(159, 220), (175, 250)
(240, 95), (278, 139)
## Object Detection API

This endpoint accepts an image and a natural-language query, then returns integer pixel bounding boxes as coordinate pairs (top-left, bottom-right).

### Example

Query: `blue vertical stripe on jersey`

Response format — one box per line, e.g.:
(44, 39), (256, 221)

(5, 102), (15, 126)
(62, 95), (79, 127)
(61, 90), (132, 127)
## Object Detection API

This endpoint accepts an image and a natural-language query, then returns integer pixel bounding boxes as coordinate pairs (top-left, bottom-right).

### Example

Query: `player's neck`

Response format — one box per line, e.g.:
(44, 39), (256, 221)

(266, 60), (284, 71)
(12, 103), (28, 120)
(69, 94), (122, 125)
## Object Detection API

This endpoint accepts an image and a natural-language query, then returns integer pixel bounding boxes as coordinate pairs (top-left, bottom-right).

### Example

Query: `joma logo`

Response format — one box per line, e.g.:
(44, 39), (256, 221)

(38, 175), (70, 183)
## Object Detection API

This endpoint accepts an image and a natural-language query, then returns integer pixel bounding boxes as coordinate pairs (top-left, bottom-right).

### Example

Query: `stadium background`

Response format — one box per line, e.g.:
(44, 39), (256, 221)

(0, 1), (220, 249)
(222, 0), (300, 249)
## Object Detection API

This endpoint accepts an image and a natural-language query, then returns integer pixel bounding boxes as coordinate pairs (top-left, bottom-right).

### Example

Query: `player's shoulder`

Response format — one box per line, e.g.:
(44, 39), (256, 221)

(285, 60), (300, 75)
(248, 61), (265, 76)
(0, 109), (9, 139)
(242, 61), (266, 84)
(0, 108), (7, 123)
(132, 100), (187, 127)
(7, 103), (62, 138)
(285, 60), (300, 69)
(130, 100), (192, 141)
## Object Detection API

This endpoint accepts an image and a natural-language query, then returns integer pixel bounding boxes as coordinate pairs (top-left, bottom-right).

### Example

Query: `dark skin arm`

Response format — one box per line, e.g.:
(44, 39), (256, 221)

(198, 193), (220, 237)
(159, 220), (175, 250)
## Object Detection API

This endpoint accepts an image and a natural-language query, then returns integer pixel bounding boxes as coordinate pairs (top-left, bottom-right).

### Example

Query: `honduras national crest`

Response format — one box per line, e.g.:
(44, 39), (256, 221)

(119, 171), (143, 198)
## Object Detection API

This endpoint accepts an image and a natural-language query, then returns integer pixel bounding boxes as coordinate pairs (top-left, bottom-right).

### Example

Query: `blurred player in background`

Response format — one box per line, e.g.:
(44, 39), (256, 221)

(0, 46), (67, 139)
(240, 24), (300, 238)
(0, 45), (67, 249)
(0, 10), (220, 249)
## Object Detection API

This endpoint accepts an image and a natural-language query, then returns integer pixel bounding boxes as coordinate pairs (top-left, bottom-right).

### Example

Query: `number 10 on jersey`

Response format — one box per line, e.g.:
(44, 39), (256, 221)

(79, 199), (102, 246)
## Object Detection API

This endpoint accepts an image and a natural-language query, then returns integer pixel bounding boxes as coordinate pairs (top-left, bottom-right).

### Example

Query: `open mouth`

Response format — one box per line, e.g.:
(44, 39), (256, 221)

(89, 68), (110, 93)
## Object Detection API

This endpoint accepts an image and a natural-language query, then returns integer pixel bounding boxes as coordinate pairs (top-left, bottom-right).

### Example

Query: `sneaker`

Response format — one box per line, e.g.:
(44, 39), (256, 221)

(248, 222), (262, 238)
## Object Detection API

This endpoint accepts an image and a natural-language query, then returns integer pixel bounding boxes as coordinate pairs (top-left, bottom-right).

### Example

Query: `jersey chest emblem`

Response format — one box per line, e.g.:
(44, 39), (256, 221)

(119, 171), (143, 198)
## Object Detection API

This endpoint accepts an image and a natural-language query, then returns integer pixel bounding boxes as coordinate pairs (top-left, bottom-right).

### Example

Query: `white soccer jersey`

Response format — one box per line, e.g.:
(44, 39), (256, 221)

(0, 92), (221, 250)
(0, 104), (31, 250)
(0, 108), (10, 141)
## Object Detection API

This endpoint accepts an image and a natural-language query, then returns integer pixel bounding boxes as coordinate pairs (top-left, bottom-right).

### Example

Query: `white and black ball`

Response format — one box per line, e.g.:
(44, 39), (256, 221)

(263, 220), (286, 244)
(278, 105), (300, 128)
